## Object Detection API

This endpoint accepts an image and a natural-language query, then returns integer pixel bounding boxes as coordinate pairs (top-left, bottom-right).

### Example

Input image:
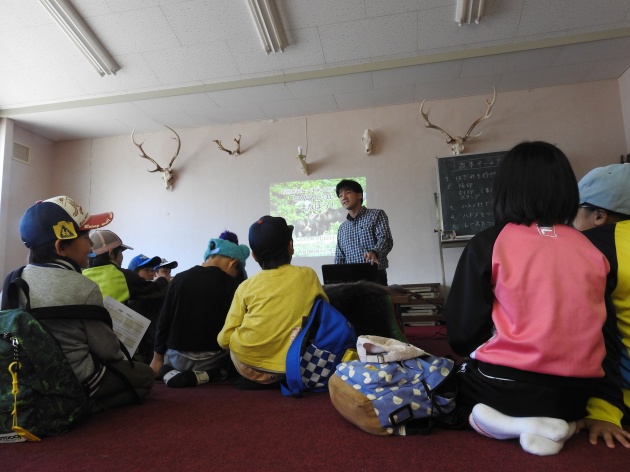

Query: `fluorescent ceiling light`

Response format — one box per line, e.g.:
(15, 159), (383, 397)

(455, 0), (485, 26)
(39, 0), (120, 76)
(247, 0), (286, 54)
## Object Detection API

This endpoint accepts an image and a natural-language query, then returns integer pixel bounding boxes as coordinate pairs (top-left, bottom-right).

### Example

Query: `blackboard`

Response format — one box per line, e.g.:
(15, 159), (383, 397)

(436, 151), (506, 239)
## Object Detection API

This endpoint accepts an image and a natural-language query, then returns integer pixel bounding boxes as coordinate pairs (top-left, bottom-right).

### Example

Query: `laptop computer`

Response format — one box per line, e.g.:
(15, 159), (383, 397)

(321, 263), (379, 285)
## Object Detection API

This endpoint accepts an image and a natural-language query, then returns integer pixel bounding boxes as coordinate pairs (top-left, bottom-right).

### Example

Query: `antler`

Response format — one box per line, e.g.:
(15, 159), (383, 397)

(213, 135), (241, 156)
(420, 101), (457, 145)
(131, 125), (181, 190)
(131, 125), (181, 172)
(132, 129), (164, 173)
(462, 86), (497, 142)
(165, 126), (181, 169)
(420, 87), (497, 155)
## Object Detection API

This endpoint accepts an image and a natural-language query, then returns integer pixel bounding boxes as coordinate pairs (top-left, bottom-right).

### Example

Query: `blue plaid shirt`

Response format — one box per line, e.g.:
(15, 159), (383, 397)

(334, 207), (393, 270)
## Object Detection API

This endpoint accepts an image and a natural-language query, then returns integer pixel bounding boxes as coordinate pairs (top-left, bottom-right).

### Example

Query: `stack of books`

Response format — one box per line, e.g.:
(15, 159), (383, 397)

(402, 283), (441, 299)
(394, 283), (445, 327)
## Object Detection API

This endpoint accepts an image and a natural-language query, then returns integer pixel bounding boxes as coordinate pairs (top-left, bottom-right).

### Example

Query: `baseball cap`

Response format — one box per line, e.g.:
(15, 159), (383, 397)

(128, 254), (162, 272)
(578, 163), (630, 215)
(154, 258), (178, 270)
(248, 215), (294, 260)
(89, 230), (133, 256)
(206, 239), (250, 278)
(20, 196), (113, 249)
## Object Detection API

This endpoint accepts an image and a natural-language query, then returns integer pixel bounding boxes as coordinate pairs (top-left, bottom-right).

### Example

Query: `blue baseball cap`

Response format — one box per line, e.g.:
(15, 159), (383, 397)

(20, 196), (113, 249)
(128, 254), (161, 272)
(578, 163), (630, 215)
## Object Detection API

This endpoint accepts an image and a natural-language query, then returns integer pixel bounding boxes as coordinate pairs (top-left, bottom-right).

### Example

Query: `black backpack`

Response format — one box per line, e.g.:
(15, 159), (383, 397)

(0, 268), (113, 442)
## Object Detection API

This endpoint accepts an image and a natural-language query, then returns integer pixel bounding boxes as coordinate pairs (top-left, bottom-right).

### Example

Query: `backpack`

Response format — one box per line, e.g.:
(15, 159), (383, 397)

(328, 336), (457, 436)
(0, 269), (112, 442)
(281, 298), (358, 397)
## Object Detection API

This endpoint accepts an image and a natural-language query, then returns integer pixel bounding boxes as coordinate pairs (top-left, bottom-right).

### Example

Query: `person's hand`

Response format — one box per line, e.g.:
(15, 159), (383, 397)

(580, 418), (630, 448)
(363, 250), (379, 265)
(149, 353), (164, 379)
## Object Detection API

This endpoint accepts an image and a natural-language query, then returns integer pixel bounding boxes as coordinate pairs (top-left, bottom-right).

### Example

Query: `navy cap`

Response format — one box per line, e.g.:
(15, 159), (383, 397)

(248, 215), (293, 260)
(154, 258), (178, 270)
(20, 196), (113, 249)
(128, 254), (161, 272)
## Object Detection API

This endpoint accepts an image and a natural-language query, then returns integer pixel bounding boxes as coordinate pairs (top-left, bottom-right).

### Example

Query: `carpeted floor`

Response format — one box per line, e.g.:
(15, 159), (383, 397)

(3, 326), (628, 471)
(3, 376), (628, 472)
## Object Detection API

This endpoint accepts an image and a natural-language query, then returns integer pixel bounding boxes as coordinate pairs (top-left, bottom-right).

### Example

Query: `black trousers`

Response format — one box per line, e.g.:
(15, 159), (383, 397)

(454, 360), (592, 422)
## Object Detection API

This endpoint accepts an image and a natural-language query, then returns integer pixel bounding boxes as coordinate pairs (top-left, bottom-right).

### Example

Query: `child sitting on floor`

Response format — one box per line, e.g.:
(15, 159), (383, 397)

(151, 237), (250, 387)
(573, 163), (630, 448)
(444, 141), (614, 456)
(1, 196), (154, 413)
(217, 216), (328, 389)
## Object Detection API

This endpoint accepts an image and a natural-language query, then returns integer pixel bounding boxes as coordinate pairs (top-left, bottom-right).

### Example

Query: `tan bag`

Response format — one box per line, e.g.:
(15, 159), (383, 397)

(328, 336), (457, 436)
(329, 374), (391, 436)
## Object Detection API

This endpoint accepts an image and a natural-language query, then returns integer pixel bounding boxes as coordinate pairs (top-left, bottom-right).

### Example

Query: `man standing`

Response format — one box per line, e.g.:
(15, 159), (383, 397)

(334, 179), (393, 285)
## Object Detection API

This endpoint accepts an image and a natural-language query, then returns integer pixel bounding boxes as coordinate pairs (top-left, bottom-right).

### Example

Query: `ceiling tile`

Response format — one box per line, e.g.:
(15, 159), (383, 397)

(372, 61), (463, 88)
(2, 0), (630, 141)
(258, 95), (340, 118)
(131, 93), (219, 114)
(334, 85), (416, 110)
(186, 103), (268, 124)
(286, 73), (374, 99)
(554, 36), (630, 65)
(87, 7), (181, 55)
(142, 42), (240, 85)
(582, 58), (630, 81)
(518, 0), (630, 36)
(461, 47), (561, 77)
(229, 27), (326, 75)
(319, 13), (418, 63)
(416, 75), (503, 101)
(499, 62), (594, 91)
(276, 0), (366, 29)
(162, 0), (256, 44)
(366, 0), (453, 18)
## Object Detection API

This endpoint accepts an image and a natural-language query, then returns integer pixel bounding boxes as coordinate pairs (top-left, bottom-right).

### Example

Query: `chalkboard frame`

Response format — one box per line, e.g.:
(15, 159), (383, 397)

(436, 150), (507, 240)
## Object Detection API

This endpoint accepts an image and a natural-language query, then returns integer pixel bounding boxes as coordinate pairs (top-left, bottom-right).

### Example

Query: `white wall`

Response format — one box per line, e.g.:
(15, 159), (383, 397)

(619, 67), (630, 153)
(1, 122), (56, 275)
(2, 80), (627, 287)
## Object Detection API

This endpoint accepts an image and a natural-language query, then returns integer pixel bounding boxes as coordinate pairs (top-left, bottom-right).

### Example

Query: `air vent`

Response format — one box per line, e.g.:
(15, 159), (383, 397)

(13, 142), (30, 164)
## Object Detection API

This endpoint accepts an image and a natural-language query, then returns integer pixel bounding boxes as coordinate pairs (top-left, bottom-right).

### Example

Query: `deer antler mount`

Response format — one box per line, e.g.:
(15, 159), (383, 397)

(131, 125), (181, 190)
(296, 146), (309, 175)
(420, 87), (496, 155)
(213, 135), (241, 156)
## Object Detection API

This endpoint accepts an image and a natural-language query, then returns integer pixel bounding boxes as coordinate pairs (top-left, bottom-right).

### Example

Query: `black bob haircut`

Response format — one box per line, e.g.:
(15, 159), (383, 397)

(493, 141), (579, 227)
(335, 179), (363, 197)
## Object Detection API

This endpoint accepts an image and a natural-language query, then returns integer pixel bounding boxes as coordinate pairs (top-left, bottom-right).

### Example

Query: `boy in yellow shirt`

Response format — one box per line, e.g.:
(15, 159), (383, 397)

(217, 216), (327, 389)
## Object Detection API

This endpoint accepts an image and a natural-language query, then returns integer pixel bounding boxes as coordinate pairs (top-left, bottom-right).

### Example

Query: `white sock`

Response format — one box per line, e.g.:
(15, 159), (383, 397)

(519, 422), (575, 457)
(469, 403), (571, 441)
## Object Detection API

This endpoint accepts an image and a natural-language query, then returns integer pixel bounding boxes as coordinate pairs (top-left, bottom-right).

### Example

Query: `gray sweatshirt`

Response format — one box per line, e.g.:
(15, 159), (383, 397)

(20, 261), (124, 383)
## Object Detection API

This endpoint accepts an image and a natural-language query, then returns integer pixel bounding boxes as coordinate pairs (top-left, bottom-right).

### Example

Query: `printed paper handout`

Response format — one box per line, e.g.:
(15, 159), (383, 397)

(103, 296), (150, 357)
